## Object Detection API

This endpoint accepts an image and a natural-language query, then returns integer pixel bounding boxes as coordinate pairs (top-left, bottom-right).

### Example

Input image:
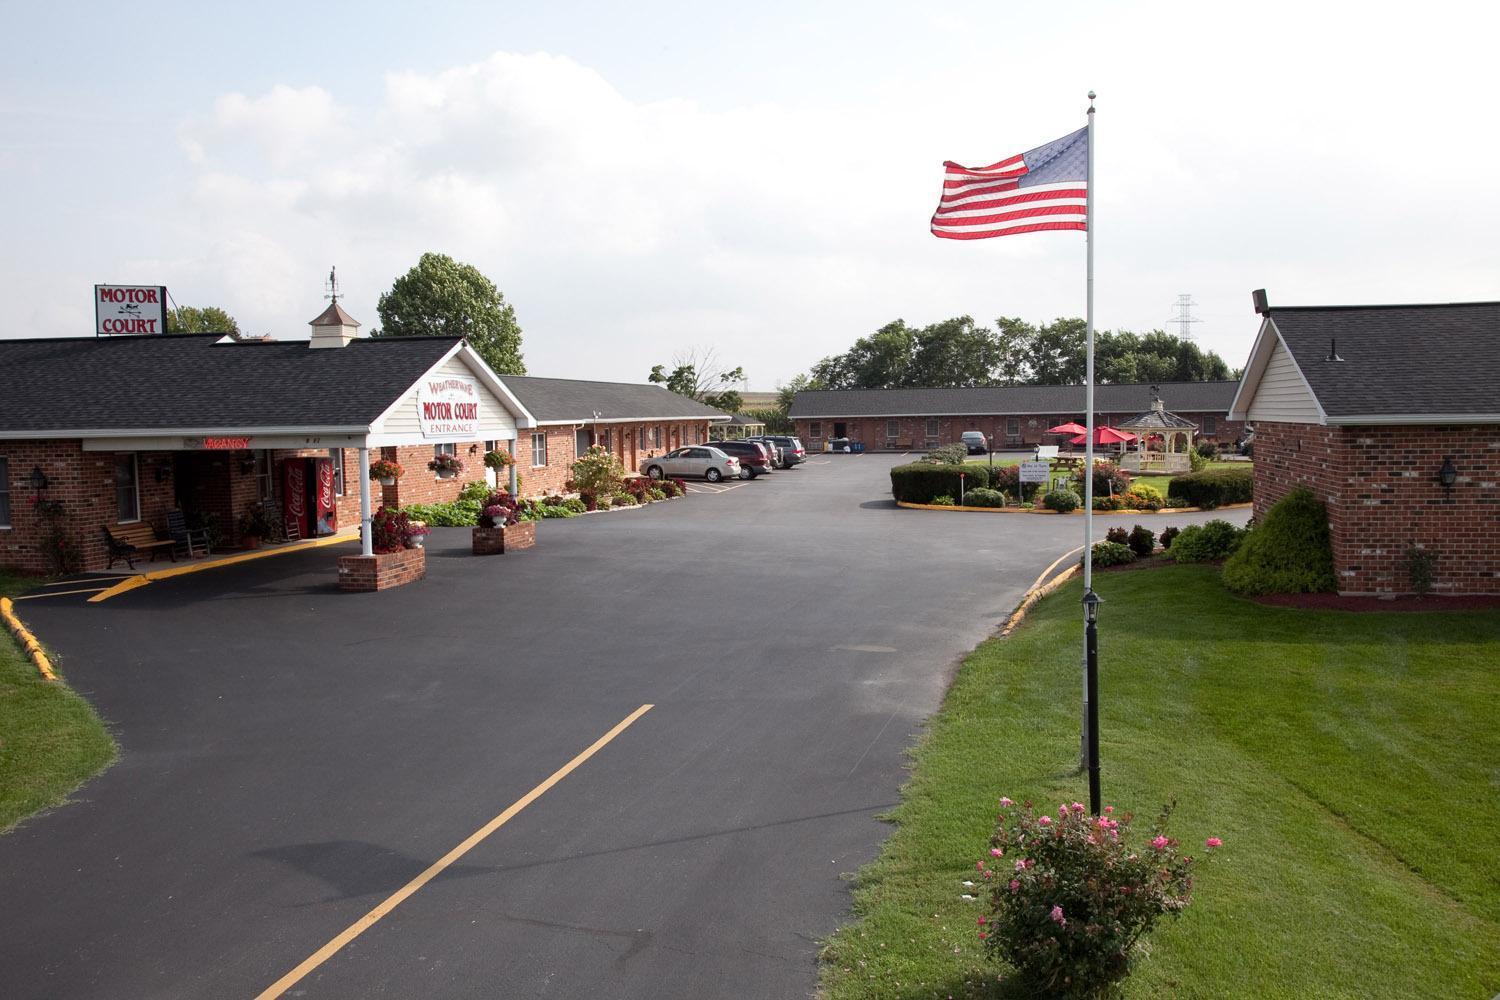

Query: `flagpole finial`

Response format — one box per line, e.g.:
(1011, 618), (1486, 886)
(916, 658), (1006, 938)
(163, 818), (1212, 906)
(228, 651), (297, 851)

(1087, 90), (1096, 113)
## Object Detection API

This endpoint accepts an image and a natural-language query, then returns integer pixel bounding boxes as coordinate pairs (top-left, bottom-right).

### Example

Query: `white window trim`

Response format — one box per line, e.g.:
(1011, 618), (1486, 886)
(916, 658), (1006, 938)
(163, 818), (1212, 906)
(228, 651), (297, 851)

(433, 442), (456, 479)
(531, 431), (548, 468)
(116, 452), (141, 525)
(331, 448), (346, 497)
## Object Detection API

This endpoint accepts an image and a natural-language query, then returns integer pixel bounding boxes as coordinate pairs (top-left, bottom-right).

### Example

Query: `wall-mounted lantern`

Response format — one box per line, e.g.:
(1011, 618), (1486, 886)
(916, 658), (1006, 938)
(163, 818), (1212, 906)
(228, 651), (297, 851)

(1438, 456), (1458, 496)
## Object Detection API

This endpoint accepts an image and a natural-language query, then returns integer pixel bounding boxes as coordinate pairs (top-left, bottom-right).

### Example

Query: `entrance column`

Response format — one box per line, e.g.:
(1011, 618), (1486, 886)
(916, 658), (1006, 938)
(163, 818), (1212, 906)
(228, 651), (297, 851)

(357, 445), (373, 556)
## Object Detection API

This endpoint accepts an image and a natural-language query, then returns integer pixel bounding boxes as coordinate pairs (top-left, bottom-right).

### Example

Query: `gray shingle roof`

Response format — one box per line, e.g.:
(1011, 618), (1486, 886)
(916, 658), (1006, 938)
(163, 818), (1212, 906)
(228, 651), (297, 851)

(788, 381), (1238, 419)
(498, 375), (729, 424)
(1270, 302), (1500, 418)
(0, 334), (461, 433)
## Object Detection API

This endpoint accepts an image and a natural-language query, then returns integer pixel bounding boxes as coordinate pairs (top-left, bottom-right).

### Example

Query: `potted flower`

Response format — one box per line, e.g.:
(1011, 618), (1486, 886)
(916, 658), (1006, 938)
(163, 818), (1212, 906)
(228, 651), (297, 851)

(483, 449), (514, 472)
(428, 453), (465, 480)
(406, 519), (430, 548)
(472, 489), (535, 555)
(236, 503), (278, 550)
(369, 458), (404, 487)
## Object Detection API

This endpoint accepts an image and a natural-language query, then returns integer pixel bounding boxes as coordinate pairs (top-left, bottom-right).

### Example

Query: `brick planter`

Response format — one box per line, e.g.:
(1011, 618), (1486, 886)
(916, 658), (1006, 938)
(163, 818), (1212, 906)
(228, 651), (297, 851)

(337, 546), (426, 592)
(472, 521), (536, 555)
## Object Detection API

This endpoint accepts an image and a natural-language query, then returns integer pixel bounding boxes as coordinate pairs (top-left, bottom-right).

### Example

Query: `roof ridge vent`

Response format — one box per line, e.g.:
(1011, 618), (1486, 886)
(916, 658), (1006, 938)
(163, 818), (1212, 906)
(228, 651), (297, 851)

(1325, 338), (1344, 363)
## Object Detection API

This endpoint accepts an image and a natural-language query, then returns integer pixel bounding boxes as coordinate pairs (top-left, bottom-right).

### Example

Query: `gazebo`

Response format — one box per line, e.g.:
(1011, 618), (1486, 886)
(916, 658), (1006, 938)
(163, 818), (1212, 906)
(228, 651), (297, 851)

(1117, 389), (1197, 473)
(711, 412), (765, 441)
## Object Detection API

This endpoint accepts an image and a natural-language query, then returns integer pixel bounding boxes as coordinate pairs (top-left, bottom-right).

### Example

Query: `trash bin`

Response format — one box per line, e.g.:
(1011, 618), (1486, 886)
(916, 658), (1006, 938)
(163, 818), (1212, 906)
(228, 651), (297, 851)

(828, 437), (851, 453)
(851, 441), (866, 453)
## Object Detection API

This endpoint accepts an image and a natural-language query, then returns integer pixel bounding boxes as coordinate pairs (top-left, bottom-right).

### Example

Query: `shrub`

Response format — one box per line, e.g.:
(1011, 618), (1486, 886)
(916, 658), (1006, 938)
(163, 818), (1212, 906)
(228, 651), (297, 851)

(965, 487), (1006, 508)
(1018, 501), (1035, 510)
(1092, 495), (1122, 511)
(458, 480), (492, 504)
(1089, 540), (1136, 567)
(890, 463), (988, 503)
(989, 465), (1040, 502)
(931, 494), (956, 506)
(1105, 526), (1130, 546)
(402, 499), (483, 526)
(1196, 441), (1219, 460)
(1163, 496), (1189, 509)
(236, 502), (278, 540)
(371, 507), (420, 553)
(570, 445), (626, 498)
(1188, 448), (1208, 472)
(612, 491), (639, 506)
(1167, 467), (1253, 509)
(1404, 545), (1438, 595)
(1043, 488), (1081, 513)
(982, 799), (1219, 998)
(1122, 482), (1164, 511)
(926, 443), (969, 465)
(1127, 524), (1156, 558)
(1159, 525), (1180, 549)
(1222, 488), (1337, 595)
(1071, 459), (1131, 498)
(1169, 519), (1245, 563)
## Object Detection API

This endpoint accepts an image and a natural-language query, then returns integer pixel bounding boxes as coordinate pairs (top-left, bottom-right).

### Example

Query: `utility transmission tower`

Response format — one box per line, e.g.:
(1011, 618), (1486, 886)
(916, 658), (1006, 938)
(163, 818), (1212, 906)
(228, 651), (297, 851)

(1167, 293), (1201, 342)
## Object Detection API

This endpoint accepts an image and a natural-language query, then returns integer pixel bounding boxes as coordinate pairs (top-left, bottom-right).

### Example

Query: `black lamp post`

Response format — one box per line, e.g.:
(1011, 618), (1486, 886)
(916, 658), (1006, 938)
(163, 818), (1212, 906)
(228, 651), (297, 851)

(1439, 457), (1458, 497)
(28, 466), (48, 492)
(1082, 588), (1103, 816)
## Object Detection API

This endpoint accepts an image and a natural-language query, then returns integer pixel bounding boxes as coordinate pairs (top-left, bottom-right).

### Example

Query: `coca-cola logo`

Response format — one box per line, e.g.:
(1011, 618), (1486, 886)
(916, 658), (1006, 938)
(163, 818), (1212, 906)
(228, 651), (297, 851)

(285, 464), (305, 517)
(318, 464), (334, 508)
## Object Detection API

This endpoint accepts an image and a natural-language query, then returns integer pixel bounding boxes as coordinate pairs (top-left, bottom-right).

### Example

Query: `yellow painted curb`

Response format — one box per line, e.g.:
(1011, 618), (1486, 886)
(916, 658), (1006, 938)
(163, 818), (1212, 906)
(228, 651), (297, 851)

(895, 500), (1250, 515)
(1000, 556), (1083, 638)
(88, 531), (359, 604)
(1, 596), (58, 681)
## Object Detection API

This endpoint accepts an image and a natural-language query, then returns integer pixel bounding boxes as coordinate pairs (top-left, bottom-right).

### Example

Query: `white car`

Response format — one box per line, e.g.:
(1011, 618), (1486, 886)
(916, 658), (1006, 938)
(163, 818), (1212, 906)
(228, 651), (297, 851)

(641, 446), (740, 483)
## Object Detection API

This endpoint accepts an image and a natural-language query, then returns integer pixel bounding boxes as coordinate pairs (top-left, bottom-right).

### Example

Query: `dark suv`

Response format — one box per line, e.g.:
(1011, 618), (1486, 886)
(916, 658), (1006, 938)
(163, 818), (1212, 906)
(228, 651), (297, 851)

(711, 440), (775, 478)
(750, 435), (806, 468)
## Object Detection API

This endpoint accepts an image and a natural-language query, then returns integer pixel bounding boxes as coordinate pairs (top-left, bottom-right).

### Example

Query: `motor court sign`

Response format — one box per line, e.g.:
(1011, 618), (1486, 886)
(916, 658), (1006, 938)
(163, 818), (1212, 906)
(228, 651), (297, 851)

(95, 285), (167, 335)
(417, 376), (479, 439)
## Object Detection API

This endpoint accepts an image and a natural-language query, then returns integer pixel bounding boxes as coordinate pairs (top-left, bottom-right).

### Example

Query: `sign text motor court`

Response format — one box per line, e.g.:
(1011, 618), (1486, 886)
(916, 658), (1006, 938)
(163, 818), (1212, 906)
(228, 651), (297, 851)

(95, 284), (168, 336)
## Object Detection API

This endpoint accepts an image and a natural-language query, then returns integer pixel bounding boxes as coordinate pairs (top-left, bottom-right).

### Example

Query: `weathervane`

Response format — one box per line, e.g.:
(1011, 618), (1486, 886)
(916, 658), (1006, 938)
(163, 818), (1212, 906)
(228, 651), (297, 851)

(325, 266), (340, 304)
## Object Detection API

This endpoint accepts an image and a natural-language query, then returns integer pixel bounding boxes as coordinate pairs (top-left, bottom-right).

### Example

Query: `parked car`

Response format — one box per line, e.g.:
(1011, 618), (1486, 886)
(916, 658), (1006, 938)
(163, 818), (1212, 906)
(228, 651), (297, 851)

(709, 440), (775, 478)
(749, 435), (806, 468)
(641, 446), (740, 482)
(745, 437), (784, 468)
(961, 431), (988, 455)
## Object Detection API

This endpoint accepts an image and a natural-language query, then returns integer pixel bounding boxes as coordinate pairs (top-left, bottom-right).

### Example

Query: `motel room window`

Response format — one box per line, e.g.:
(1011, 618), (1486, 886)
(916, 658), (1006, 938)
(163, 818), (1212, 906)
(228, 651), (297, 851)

(925, 418), (940, 437)
(254, 450), (274, 501)
(114, 453), (140, 523)
(637, 427), (646, 450)
(0, 457), (10, 528)
(1006, 417), (1021, 438)
(809, 422), (822, 437)
(331, 448), (345, 496)
(886, 419), (899, 439)
(651, 425), (662, 447)
(432, 443), (456, 475)
(531, 432), (548, 467)
(1202, 416), (1217, 436)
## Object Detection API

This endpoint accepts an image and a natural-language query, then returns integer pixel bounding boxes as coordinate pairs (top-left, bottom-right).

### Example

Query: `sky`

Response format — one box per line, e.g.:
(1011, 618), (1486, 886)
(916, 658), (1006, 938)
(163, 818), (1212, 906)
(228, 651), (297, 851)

(4, 1), (1497, 389)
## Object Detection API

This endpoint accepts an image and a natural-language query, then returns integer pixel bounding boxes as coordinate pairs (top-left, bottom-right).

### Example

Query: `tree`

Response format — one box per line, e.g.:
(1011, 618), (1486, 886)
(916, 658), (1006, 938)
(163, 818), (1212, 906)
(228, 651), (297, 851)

(374, 253), (526, 374)
(648, 347), (746, 411)
(906, 316), (1005, 387)
(809, 320), (917, 389)
(995, 316), (1087, 385)
(166, 305), (239, 335)
(995, 318), (1231, 385)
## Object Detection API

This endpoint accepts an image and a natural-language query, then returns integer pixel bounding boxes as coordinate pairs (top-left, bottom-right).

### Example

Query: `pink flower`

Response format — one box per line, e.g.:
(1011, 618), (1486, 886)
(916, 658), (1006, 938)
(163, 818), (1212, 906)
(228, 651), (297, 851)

(1206, 837), (1223, 849)
(1151, 836), (1170, 852)
(990, 847), (1003, 857)
(976, 917), (987, 926)
(1015, 860), (1027, 872)
(1071, 802), (1086, 813)
(999, 796), (1014, 807)
(1050, 905), (1066, 925)
(1009, 879), (1020, 892)
(1059, 803), (1070, 816)
(1104, 805), (1114, 815)
(978, 931), (987, 940)
(976, 861), (985, 871)
(1038, 816), (1052, 827)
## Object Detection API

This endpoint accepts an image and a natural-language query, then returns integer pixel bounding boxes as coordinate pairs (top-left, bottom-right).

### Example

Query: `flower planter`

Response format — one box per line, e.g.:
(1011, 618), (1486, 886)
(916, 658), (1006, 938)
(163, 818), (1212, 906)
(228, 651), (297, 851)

(472, 521), (536, 555)
(241, 535), (262, 551)
(338, 546), (426, 592)
(378, 476), (396, 487)
(436, 469), (457, 480)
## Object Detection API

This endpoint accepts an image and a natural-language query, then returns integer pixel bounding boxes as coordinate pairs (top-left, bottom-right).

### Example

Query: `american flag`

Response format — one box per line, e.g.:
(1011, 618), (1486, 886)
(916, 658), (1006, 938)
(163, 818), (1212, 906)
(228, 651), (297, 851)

(930, 126), (1088, 240)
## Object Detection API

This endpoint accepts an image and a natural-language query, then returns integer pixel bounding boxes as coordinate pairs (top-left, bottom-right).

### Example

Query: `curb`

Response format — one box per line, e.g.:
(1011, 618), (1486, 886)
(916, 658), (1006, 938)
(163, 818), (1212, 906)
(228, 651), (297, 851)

(895, 500), (1251, 515)
(999, 547), (1084, 638)
(0, 596), (57, 681)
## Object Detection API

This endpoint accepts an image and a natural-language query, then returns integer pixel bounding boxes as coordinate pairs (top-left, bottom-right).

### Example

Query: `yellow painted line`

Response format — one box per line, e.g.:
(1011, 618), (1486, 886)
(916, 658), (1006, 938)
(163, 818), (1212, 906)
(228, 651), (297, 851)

(88, 531), (358, 604)
(254, 703), (655, 1000)
(36, 575), (136, 586)
(1000, 547), (1084, 638)
(13, 587), (110, 600)
(895, 500), (1250, 515)
(0, 596), (58, 681)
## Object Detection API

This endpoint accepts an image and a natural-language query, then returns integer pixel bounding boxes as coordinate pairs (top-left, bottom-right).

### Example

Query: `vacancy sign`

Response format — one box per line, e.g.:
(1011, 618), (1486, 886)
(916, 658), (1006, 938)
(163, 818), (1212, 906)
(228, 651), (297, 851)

(96, 285), (167, 335)
(417, 376), (479, 438)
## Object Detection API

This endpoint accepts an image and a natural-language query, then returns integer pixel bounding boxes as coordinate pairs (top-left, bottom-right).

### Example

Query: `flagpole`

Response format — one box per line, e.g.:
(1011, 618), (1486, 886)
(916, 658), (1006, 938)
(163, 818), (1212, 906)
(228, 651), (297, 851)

(1081, 90), (1097, 780)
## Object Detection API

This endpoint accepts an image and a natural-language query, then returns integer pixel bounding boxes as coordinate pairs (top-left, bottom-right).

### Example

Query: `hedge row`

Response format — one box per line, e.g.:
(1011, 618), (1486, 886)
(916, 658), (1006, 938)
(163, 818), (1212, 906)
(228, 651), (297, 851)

(1166, 466), (1253, 509)
(890, 463), (989, 503)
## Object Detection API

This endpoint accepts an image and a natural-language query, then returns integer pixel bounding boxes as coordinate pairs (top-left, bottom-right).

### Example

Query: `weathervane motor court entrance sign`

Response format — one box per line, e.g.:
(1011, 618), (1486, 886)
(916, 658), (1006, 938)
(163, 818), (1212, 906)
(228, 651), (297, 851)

(931, 92), (1102, 813)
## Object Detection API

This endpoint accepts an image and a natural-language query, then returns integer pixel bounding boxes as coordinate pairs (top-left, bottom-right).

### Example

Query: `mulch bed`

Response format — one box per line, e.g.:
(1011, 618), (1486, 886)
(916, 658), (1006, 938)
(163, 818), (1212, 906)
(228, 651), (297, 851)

(1253, 592), (1500, 612)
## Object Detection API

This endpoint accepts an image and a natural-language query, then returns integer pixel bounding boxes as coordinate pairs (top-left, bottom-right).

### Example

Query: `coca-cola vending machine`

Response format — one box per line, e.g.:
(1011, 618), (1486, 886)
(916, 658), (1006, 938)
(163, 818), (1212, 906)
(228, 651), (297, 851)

(280, 458), (338, 539)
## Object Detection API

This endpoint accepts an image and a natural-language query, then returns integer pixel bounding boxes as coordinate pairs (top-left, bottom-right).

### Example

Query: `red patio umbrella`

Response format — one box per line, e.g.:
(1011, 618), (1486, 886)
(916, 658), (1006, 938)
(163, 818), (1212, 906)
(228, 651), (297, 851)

(1069, 426), (1136, 446)
(1047, 421), (1089, 435)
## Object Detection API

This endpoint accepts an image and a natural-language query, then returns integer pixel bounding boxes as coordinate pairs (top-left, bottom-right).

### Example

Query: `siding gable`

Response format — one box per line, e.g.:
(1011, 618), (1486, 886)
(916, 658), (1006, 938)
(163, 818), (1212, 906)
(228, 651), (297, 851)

(1247, 339), (1323, 423)
(373, 352), (520, 444)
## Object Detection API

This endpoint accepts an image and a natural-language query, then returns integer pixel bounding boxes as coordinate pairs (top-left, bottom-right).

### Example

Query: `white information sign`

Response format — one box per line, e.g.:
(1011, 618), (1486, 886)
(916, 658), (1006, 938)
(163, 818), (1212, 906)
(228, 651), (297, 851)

(416, 376), (479, 439)
(1019, 461), (1052, 484)
(95, 284), (167, 335)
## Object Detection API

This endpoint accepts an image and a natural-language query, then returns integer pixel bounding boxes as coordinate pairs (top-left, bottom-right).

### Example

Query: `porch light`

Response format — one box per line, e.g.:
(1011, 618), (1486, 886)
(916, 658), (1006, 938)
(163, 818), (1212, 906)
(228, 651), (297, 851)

(28, 466), (48, 491)
(1438, 457), (1458, 494)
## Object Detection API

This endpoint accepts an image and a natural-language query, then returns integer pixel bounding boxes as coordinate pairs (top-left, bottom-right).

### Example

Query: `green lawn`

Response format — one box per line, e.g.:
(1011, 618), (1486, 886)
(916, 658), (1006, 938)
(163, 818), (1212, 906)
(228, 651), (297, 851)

(963, 455), (1023, 469)
(820, 565), (1500, 999)
(0, 570), (116, 833)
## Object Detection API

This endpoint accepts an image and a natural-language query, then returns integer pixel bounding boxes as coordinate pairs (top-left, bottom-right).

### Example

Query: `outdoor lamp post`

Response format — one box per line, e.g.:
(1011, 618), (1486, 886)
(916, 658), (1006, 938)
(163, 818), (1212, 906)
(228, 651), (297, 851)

(592, 410), (603, 451)
(1082, 588), (1103, 815)
(28, 466), (48, 492)
(1439, 456), (1458, 496)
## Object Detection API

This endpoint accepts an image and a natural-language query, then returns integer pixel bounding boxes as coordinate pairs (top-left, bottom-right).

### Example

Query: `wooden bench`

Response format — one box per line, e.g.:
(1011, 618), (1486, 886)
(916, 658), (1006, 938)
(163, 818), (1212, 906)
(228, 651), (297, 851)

(102, 522), (177, 570)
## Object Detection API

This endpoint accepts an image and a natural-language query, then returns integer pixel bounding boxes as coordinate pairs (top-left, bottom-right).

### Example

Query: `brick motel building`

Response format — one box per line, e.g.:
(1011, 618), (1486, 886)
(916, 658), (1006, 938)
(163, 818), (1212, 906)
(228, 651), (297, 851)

(1229, 294), (1500, 595)
(788, 381), (1243, 453)
(0, 303), (724, 574)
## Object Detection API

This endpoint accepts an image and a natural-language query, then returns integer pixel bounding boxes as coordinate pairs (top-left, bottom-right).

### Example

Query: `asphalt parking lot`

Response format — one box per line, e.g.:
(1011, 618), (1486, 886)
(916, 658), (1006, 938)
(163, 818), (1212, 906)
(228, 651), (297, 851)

(0, 454), (1247, 999)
